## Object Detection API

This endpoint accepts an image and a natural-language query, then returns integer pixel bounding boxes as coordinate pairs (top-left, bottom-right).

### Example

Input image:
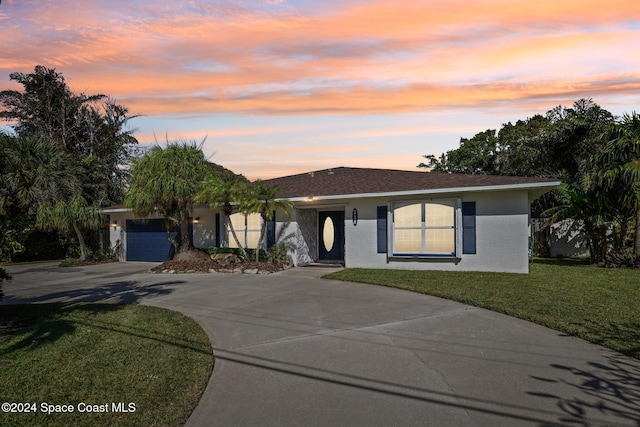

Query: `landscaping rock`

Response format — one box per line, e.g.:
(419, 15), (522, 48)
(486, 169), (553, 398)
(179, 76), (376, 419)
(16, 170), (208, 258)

(211, 253), (241, 264)
(243, 268), (259, 274)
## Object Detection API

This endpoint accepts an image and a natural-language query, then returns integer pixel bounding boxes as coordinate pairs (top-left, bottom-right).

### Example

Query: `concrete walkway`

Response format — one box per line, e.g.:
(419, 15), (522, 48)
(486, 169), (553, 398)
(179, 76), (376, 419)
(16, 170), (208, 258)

(3, 262), (640, 426)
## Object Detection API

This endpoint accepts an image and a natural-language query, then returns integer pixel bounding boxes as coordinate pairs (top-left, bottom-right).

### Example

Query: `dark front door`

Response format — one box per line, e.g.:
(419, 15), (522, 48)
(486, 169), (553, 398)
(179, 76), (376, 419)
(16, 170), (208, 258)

(318, 211), (345, 261)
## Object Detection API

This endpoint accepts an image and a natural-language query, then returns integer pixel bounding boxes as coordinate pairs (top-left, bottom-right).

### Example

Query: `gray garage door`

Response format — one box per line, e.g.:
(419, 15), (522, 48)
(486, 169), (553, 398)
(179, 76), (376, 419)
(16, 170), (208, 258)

(126, 219), (176, 262)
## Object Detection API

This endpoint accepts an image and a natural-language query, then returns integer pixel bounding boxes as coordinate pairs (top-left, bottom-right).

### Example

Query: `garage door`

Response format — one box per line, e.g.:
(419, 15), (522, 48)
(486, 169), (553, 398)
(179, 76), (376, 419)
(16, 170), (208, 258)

(126, 220), (176, 262)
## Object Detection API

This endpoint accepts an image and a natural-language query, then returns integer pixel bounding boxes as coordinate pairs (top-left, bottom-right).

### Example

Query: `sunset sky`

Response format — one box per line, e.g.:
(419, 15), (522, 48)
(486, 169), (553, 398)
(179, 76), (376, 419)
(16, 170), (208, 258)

(1, 0), (639, 180)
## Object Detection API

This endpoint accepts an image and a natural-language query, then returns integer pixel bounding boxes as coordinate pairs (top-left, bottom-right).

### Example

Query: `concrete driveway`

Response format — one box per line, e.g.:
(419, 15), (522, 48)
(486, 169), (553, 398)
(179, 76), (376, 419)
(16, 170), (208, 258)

(2, 262), (640, 426)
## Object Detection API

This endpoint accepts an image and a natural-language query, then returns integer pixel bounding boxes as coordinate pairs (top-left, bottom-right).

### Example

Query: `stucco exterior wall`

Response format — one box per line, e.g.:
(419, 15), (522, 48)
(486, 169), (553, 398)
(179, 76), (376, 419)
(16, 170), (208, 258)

(339, 190), (531, 273)
(108, 188), (535, 272)
(192, 206), (218, 248)
(107, 211), (128, 261)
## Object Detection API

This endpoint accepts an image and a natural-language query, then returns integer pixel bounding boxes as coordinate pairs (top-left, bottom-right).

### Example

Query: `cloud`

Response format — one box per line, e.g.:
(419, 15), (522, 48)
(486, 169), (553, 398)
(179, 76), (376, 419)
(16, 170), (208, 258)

(1, 0), (639, 179)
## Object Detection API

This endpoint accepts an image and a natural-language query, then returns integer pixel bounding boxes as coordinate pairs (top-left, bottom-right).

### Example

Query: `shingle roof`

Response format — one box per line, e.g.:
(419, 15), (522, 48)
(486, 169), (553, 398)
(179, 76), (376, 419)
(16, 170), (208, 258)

(260, 167), (559, 199)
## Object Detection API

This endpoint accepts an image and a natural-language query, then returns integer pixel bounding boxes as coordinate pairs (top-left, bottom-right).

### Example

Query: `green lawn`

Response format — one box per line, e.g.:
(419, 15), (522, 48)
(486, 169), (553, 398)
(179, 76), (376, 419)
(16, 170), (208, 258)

(0, 304), (213, 427)
(325, 259), (640, 359)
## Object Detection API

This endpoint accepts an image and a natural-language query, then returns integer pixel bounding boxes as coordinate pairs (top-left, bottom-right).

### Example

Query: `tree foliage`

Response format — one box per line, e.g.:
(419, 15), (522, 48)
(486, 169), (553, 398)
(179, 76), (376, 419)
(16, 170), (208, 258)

(125, 140), (213, 257)
(0, 135), (104, 260)
(0, 65), (138, 261)
(420, 99), (640, 264)
(197, 176), (252, 259)
(0, 65), (138, 206)
(242, 181), (293, 261)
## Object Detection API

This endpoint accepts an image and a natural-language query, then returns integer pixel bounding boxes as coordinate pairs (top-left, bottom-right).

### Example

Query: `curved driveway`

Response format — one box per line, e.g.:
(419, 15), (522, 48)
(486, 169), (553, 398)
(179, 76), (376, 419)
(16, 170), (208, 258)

(3, 262), (640, 426)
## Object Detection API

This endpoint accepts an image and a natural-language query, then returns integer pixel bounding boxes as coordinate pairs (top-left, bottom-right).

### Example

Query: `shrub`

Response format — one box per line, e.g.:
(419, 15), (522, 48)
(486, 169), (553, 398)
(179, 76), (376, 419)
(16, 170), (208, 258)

(267, 245), (290, 265)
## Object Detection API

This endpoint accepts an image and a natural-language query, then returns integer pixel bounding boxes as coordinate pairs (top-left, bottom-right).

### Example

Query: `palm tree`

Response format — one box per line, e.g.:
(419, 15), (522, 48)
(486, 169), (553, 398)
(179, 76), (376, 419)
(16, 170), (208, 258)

(584, 113), (640, 256)
(197, 176), (250, 259)
(124, 140), (212, 259)
(36, 195), (104, 261)
(242, 181), (294, 262)
(542, 182), (607, 264)
(0, 135), (104, 260)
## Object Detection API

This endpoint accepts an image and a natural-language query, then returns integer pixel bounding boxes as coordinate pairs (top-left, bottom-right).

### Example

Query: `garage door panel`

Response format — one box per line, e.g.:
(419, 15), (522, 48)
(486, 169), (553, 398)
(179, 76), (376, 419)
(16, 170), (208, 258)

(126, 220), (175, 262)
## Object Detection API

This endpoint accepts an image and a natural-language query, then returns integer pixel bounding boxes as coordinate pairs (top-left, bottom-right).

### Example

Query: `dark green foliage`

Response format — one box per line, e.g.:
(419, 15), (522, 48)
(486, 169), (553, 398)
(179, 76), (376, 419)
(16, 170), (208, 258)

(12, 230), (73, 262)
(0, 65), (138, 261)
(267, 245), (289, 264)
(421, 99), (639, 263)
(125, 140), (213, 256)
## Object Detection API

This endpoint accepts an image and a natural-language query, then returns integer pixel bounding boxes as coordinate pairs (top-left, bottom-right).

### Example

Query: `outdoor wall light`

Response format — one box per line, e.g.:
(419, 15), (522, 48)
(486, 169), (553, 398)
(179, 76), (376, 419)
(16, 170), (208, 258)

(193, 217), (201, 224)
(111, 220), (118, 230)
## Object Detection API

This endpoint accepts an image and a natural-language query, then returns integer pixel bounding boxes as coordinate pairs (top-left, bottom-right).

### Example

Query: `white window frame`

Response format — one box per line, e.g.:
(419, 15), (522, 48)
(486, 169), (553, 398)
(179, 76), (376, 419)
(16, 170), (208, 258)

(228, 212), (262, 248)
(389, 199), (461, 258)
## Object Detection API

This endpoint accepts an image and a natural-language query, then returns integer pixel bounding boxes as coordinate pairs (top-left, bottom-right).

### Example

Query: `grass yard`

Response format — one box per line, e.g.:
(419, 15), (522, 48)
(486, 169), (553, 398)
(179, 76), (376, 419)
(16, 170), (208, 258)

(325, 259), (640, 359)
(0, 304), (213, 427)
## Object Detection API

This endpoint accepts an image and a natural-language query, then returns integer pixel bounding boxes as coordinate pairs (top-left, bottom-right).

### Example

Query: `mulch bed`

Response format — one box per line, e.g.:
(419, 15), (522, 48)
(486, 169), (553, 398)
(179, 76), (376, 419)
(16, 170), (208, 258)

(150, 258), (290, 274)
(60, 258), (118, 267)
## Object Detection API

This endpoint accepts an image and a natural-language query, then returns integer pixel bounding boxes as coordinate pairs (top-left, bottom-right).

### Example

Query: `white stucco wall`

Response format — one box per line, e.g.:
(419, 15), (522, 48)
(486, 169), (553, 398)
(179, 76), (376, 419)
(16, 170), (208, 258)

(106, 211), (128, 261)
(341, 190), (531, 273)
(192, 206), (218, 248)
(108, 188), (535, 272)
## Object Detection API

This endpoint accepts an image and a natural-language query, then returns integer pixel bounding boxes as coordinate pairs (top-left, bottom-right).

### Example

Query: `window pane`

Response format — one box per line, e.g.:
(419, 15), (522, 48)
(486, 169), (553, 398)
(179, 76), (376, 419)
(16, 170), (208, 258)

(425, 203), (454, 227)
(394, 229), (422, 253)
(394, 204), (421, 227)
(230, 212), (245, 231)
(228, 213), (243, 248)
(425, 229), (455, 253)
(246, 230), (261, 248)
(246, 213), (261, 231)
(322, 216), (335, 252)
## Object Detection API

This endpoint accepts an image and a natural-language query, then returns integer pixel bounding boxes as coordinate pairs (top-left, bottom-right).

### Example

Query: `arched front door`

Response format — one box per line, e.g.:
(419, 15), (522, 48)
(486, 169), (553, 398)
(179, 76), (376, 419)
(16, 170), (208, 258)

(318, 211), (344, 262)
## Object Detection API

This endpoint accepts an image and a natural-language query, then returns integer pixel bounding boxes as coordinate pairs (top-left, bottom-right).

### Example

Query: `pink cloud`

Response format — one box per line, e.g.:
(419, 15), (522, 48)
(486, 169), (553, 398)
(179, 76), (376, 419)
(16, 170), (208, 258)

(1, 0), (639, 146)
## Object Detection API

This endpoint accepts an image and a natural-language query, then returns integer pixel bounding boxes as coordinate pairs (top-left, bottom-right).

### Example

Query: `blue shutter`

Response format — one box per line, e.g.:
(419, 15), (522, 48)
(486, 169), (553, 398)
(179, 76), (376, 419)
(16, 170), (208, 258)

(267, 211), (276, 248)
(377, 206), (387, 253)
(462, 202), (476, 254)
(215, 213), (221, 247)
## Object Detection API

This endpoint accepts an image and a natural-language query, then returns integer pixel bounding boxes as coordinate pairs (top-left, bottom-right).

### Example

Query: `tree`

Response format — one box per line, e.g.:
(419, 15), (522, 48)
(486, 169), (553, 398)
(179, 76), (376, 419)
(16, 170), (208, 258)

(0, 65), (137, 206)
(582, 113), (640, 257)
(542, 99), (614, 184)
(36, 195), (104, 261)
(197, 176), (251, 259)
(0, 135), (104, 260)
(1, 65), (137, 261)
(542, 183), (608, 264)
(495, 115), (550, 177)
(242, 181), (293, 261)
(124, 140), (212, 258)
(419, 129), (498, 174)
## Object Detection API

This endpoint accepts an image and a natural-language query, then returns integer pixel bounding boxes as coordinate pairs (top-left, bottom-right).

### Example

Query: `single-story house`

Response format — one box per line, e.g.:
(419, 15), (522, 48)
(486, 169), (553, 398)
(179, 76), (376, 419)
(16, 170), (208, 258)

(105, 167), (560, 273)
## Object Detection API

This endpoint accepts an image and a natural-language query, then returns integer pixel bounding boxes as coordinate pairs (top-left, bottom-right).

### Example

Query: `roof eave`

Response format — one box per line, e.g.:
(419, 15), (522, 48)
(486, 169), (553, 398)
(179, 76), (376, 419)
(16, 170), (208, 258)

(283, 181), (561, 203)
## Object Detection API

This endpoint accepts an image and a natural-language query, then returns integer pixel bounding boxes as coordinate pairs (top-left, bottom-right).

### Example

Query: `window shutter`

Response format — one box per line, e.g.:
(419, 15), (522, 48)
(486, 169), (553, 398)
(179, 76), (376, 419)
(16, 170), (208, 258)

(462, 202), (476, 254)
(267, 211), (276, 248)
(215, 213), (221, 247)
(377, 206), (387, 253)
